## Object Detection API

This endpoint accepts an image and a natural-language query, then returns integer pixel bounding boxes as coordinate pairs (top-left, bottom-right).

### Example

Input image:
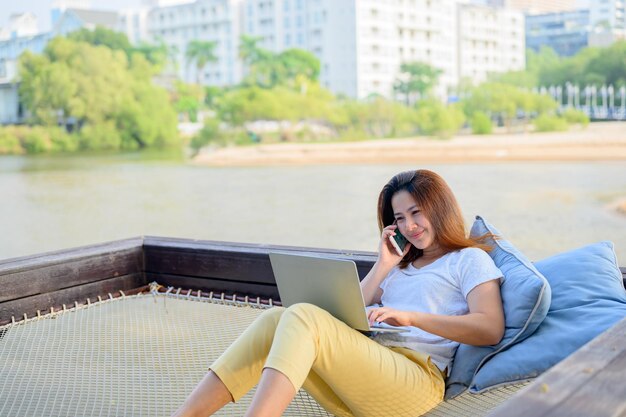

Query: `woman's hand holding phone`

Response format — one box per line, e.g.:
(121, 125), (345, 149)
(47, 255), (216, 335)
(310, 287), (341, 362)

(378, 224), (410, 268)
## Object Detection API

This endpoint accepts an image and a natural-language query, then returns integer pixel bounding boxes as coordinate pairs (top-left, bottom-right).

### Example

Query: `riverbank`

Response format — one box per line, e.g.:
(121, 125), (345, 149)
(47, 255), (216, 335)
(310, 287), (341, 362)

(192, 122), (626, 166)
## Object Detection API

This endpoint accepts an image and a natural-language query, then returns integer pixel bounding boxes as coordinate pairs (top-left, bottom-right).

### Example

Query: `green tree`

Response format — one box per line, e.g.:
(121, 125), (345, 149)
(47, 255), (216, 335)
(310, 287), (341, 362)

(163, 41), (180, 74)
(19, 36), (178, 151)
(185, 40), (218, 84)
(461, 82), (559, 131)
(238, 35), (320, 89)
(129, 42), (168, 70)
(239, 35), (269, 66)
(68, 26), (131, 51)
(586, 41), (626, 86)
(393, 62), (443, 105)
(278, 49), (320, 82)
(172, 81), (203, 122)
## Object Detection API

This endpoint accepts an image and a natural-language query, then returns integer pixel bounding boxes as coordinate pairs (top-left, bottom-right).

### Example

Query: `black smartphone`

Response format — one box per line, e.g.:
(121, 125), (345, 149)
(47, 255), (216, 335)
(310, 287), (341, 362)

(389, 226), (408, 256)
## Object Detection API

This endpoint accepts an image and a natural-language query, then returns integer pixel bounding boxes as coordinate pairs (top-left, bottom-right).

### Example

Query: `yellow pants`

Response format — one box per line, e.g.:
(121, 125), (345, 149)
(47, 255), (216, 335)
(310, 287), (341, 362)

(210, 303), (445, 417)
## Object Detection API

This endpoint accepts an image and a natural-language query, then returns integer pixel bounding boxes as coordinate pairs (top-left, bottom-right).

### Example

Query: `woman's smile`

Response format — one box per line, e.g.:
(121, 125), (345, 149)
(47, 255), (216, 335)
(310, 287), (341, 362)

(409, 230), (424, 239)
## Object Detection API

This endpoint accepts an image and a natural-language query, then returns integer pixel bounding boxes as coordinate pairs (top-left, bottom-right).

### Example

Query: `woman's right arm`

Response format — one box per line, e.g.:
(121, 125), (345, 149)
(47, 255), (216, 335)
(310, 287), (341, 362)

(360, 225), (409, 305)
(360, 262), (392, 305)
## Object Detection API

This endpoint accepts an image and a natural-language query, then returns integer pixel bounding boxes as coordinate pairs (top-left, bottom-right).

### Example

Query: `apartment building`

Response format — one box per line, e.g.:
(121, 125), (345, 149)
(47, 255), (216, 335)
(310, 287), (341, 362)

(590, 0), (625, 37)
(0, 59), (22, 124)
(147, 0), (245, 86)
(458, 3), (525, 83)
(119, 9), (150, 45)
(526, 1), (624, 57)
(1, 0), (528, 107)
(0, 13), (39, 41)
(242, 0), (460, 99)
(486, 0), (577, 14)
(526, 9), (590, 56)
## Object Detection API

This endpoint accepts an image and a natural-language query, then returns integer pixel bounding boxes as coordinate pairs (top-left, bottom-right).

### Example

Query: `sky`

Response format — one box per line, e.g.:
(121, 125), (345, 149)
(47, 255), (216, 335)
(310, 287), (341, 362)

(0, 0), (143, 31)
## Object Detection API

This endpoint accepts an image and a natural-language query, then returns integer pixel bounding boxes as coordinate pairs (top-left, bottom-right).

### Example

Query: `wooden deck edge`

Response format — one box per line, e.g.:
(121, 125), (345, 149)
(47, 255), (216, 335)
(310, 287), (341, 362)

(0, 237), (145, 274)
(487, 316), (626, 417)
(0, 273), (146, 326)
(143, 235), (379, 260)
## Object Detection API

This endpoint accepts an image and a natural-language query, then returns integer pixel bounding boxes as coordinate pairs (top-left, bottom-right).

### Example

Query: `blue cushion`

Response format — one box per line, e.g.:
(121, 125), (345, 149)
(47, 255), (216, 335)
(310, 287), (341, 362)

(445, 216), (552, 399)
(469, 241), (626, 393)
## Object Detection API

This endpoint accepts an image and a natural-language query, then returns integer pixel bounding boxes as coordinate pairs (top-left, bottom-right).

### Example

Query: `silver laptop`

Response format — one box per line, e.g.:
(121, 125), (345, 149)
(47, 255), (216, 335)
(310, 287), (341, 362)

(269, 252), (407, 334)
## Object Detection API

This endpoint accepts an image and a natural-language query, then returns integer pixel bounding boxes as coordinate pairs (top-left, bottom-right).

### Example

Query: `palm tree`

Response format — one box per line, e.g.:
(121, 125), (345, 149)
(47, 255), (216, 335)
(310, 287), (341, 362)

(185, 40), (218, 85)
(393, 62), (443, 105)
(238, 35), (265, 65)
(238, 35), (274, 86)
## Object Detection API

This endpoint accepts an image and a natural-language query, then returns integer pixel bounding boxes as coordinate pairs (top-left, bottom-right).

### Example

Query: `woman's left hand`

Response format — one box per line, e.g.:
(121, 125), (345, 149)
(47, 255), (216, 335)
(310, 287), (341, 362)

(368, 307), (415, 327)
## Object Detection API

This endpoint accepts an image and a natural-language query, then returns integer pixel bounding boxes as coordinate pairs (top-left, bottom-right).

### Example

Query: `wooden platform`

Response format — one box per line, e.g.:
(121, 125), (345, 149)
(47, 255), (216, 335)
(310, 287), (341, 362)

(1, 236), (625, 416)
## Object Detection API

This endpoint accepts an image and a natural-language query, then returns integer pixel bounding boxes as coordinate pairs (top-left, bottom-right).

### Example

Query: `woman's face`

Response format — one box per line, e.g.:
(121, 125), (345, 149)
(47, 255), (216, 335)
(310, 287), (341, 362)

(391, 190), (436, 250)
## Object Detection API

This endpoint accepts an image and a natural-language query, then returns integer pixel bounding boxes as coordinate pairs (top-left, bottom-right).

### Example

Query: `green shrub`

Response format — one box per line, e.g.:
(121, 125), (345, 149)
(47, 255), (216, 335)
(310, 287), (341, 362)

(416, 101), (465, 139)
(534, 114), (568, 132)
(49, 126), (79, 152)
(336, 127), (367, 142)
(190, 118), (222, 150)
(0, 127), (24, 154)
(562, 108), (589, 127)
(22, 126), (52, 153)
(224, 129), (254, 146)
(471, 111), (493, 134)
(79, 122), (122, 150)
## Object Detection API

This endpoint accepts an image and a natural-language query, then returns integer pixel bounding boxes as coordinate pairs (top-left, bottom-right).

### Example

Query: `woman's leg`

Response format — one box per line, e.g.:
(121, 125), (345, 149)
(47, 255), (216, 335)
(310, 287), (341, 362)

(254, 303), (445, 417)
(171, 371), (232, 417)
(171, 307), (286, 417)
(244, 368), (296, 417)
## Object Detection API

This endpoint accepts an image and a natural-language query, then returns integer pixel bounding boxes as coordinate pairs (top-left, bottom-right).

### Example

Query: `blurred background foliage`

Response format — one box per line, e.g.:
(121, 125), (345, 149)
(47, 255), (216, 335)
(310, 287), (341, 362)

(3, 27), (624, 155)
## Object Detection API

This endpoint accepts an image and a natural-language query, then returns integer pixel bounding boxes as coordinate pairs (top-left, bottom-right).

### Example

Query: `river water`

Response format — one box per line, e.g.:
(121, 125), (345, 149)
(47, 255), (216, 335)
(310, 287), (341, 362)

(0, 152), (625, 264)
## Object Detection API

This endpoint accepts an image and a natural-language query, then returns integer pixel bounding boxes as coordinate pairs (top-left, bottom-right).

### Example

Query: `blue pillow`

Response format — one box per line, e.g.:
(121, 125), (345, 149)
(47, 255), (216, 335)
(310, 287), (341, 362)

(445, 216), (552, 399)
(469, 241), (626, 393)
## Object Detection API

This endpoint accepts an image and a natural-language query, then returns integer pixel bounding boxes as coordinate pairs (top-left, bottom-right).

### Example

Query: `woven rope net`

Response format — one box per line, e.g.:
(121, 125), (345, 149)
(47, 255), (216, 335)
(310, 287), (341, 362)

(0, 286), (529, 417)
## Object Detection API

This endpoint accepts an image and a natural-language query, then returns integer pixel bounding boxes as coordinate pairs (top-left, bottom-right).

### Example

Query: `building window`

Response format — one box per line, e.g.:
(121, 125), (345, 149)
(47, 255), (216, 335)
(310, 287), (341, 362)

(285, 34), (291, 45)
(297, 32), (304, 45)
(284, 17), (290, 27)
(284, 0), (289, 11)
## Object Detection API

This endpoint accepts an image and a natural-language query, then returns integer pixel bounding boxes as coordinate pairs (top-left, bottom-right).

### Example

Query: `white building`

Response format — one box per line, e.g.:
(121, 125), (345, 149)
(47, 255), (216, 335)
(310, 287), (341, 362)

(147, 0), (526, 98)
(119, 8), (151, 45)
(0, 59), (22, 124)
(590, 0), (626, 38)
(241, 0), (460, 99)
(147, 0), (245, 86)
(1, 0), (530, 120)
(458, 4), (525, 83)
(1, 13), (40, 40)
(485, 0), (577, 14)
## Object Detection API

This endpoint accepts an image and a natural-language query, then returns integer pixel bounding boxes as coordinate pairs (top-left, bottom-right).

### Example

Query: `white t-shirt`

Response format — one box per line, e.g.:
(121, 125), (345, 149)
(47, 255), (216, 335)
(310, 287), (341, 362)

(372, 247), (503, 375)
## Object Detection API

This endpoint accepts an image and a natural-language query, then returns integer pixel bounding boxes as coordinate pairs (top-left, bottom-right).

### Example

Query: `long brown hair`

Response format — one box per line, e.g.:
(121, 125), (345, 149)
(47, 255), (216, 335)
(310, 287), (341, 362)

(377, 169), (492, 269)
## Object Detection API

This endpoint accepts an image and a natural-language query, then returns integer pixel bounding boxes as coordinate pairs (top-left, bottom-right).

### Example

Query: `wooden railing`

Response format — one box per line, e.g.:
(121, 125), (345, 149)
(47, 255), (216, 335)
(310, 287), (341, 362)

(1, 236), (625, 417)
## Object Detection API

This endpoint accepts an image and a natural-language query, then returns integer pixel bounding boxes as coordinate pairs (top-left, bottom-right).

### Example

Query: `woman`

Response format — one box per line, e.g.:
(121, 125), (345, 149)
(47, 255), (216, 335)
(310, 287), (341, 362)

(172, 169), (504, 417)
